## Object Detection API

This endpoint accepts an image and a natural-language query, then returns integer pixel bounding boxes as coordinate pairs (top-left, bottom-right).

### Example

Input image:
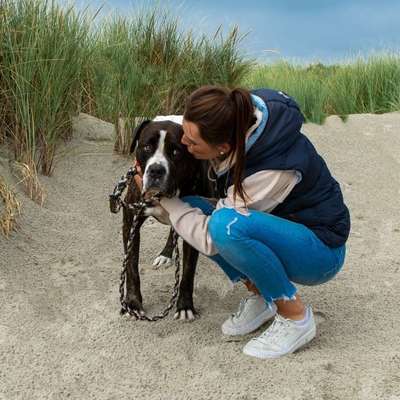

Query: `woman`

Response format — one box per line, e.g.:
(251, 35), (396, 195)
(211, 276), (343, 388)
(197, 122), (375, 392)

(141, 86), (350, 359)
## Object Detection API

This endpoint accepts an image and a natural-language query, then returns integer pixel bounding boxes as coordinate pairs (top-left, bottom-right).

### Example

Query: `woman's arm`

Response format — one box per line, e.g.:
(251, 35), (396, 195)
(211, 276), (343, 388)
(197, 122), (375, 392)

(159, 197), (217, 255)
(160, 170), (300, 256)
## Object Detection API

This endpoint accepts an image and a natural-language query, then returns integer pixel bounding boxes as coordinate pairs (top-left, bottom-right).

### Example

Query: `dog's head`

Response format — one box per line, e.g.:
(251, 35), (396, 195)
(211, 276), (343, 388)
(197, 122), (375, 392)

(130, 119), (198, 199)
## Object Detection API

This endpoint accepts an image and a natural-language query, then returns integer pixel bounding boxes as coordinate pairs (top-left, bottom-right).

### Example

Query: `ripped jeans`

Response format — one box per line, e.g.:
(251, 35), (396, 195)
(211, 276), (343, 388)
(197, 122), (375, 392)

(182, 196), (346, 306)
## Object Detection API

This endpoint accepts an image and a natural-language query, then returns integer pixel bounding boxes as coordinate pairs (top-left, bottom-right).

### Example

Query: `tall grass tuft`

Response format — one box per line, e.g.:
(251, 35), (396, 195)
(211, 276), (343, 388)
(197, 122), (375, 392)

(0, 0), (91, 177)
(325, 55), (400, 116)
(86, 7), (252, 153)
(243, 55), (400, 123)
(0, 1), (251, 178)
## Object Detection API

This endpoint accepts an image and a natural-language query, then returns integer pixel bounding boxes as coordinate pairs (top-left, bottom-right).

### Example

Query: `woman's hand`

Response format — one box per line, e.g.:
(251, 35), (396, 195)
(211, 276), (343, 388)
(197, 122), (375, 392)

(134, 163), (144, 192)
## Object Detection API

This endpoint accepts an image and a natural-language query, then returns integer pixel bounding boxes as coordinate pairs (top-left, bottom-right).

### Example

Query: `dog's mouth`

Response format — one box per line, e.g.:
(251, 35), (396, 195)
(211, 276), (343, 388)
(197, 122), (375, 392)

(142, 188), (178, 200)
(142, 184), (178, 201)
(142, 188), (162, 200)
(142, 175), (167, 199)
(142, 164), (178, 200)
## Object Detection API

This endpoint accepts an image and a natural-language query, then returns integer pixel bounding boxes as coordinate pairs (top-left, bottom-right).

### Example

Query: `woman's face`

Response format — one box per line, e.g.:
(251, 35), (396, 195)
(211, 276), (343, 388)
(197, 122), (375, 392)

(181, 119), (230, 160)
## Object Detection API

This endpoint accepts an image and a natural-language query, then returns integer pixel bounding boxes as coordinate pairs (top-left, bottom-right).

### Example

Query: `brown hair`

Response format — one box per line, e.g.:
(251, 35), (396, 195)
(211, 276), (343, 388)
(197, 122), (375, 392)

(184, 85), (255, 204)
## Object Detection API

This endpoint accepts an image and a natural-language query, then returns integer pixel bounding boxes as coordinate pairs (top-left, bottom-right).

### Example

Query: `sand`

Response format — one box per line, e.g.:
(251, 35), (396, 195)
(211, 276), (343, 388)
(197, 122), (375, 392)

(0, 112), (399, 400)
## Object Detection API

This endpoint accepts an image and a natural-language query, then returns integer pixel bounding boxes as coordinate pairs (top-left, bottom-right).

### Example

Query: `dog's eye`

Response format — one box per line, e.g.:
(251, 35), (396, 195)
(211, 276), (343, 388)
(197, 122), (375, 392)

(144, 144), (152, 153)
(172, 149), (181, 158)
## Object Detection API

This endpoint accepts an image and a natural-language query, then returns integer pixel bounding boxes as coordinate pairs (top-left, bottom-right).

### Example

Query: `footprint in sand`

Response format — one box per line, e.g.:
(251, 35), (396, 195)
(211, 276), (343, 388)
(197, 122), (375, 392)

(314, 311), (327, 324)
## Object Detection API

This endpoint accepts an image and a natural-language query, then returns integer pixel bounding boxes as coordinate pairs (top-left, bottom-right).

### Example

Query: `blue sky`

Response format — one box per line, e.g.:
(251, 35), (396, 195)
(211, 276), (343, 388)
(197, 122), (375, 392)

(71, 0), (400, 64)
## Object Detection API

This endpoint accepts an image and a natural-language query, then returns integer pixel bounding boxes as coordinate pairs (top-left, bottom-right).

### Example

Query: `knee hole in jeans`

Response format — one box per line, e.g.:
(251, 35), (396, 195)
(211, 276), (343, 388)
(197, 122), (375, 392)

(209, 208), (243, 245)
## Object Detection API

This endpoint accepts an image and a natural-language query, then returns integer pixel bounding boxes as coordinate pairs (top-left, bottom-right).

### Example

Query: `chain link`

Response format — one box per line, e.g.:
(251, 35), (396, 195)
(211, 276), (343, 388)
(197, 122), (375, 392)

(110, 167), (181, 321)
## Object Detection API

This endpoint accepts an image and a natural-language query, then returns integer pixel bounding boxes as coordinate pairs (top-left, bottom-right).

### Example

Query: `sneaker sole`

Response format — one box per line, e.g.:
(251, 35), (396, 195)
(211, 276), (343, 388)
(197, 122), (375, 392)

(222, 307), (276, 336)
(243, 325), (316, 359)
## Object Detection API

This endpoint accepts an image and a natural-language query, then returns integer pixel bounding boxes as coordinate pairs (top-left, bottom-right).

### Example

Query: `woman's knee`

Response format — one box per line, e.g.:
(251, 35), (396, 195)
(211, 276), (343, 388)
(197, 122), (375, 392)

(209, 208), (242, 245)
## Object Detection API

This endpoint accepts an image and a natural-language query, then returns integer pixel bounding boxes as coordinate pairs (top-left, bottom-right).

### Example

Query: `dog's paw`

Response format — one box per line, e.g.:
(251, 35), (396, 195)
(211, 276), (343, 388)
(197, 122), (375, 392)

(143, 205), (171, 225)
(174, 308), (197, 321)
(152, 255), (172, 268)
(123, 297), (145, 319)
(175, 295), (197, 321)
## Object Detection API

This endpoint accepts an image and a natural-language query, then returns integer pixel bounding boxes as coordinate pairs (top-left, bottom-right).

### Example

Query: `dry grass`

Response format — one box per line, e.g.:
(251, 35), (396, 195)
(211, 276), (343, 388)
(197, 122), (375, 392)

(0, 175), (21, 237)
(10, 161), (46, 206)
(114, 114), (129, 154)
(114, 116), (149, 155)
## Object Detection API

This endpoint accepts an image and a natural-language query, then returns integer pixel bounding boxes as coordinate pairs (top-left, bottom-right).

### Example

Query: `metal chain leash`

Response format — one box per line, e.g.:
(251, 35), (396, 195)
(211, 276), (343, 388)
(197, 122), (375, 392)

(109, 167), (181, 321)
(119, 227), (181, 321)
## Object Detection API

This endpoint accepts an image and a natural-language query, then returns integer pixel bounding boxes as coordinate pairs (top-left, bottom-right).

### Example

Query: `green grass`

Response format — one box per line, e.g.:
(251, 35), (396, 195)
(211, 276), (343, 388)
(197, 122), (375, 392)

(0, 0), (251, 176)
(0, 0), (91, 174)
(1, 0), (400, 182)
(90, 9), (251, 119)
(243, 55), (400, 123)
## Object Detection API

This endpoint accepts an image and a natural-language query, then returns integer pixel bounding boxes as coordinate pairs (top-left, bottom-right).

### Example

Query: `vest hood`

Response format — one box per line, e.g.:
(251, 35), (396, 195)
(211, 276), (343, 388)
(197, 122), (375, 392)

(248, 88), (305, 163)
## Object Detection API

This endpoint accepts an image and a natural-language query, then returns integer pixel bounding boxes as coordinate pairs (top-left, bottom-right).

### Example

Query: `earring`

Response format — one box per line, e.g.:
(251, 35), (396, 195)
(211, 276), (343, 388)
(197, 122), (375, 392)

(219, 151), (224, 155)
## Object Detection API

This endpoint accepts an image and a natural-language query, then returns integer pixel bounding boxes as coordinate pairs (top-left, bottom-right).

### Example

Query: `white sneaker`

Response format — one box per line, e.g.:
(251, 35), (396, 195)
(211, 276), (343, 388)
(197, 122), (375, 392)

(243, 306), (316, 359)
(221, 294), (277, 336)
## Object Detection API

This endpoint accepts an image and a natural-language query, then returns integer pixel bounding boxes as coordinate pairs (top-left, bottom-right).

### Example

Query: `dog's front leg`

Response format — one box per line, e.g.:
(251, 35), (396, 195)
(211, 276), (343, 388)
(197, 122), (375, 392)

(174, 241), (199, 321)
(152, 227), (174, 268)
(122, 207), (146, 315)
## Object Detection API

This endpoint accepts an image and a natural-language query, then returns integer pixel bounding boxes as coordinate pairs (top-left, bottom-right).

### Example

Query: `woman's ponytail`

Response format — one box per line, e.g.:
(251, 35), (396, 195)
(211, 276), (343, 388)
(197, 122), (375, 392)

(230, 88), (254, 205)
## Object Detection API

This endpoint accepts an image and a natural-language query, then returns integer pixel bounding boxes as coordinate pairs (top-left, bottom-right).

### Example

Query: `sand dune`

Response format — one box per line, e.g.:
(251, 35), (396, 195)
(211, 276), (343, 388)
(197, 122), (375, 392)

(1, 112), (399, 400)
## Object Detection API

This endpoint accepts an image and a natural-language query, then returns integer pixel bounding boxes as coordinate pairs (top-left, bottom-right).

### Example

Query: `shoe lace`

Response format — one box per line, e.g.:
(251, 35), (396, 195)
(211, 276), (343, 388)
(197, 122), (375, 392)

(232, 298), (247, 320)
(258, 314), (292, 343)
(232, 295), (256, 320)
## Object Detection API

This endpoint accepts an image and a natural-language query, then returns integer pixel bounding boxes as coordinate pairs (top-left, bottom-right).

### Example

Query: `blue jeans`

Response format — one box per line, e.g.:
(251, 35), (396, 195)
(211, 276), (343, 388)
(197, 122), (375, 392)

(182, 196), (346, 305)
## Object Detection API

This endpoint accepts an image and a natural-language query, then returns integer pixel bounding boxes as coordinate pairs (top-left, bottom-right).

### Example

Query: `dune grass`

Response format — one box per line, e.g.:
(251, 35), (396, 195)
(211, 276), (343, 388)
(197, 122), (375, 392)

(0, 0), (251, 181)
(0, 174), (21, 237)
(243, 55), (400, 123)
(0, 0), (400, 204)
(86, 9), (251, 152)
(0, 0), (91, 176)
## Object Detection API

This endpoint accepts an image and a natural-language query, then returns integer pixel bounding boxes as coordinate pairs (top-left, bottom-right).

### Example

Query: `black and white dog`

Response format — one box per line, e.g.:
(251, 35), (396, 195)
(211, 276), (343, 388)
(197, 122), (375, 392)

(122, 118), (213, 320)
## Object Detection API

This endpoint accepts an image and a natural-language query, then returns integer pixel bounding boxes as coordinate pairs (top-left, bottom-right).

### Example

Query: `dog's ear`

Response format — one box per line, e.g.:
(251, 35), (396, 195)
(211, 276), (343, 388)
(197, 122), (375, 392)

(130, 119), (151, 154)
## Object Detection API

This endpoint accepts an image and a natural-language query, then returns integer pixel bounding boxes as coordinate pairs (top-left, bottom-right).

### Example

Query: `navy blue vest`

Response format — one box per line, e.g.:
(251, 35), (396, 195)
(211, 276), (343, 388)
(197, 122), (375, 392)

(215, 88), (351, 248)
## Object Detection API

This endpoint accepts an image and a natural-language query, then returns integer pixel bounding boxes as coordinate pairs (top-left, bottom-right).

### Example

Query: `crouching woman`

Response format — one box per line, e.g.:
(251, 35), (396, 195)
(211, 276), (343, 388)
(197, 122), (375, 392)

(151, 86), (350, 359)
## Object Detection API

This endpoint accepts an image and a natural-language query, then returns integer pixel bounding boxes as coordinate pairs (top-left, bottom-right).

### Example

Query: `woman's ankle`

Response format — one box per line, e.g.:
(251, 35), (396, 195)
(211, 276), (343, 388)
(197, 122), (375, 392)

(243, 279), (260, 295)
(278, 309), (306, 320)
(275, 295), (306, 320)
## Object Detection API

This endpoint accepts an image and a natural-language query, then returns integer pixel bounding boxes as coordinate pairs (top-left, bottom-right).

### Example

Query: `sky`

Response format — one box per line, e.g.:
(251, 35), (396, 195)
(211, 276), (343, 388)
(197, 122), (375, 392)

(71, 0), (400, 64)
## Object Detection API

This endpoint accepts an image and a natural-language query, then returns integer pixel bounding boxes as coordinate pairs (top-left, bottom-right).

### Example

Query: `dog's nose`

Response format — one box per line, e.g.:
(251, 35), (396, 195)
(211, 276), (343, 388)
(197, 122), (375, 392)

(147, 163), (166, 179)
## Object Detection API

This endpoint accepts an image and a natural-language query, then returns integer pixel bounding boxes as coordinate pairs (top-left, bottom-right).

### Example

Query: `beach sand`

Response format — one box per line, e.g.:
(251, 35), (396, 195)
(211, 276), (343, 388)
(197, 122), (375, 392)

(1, 112), (399, 400)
